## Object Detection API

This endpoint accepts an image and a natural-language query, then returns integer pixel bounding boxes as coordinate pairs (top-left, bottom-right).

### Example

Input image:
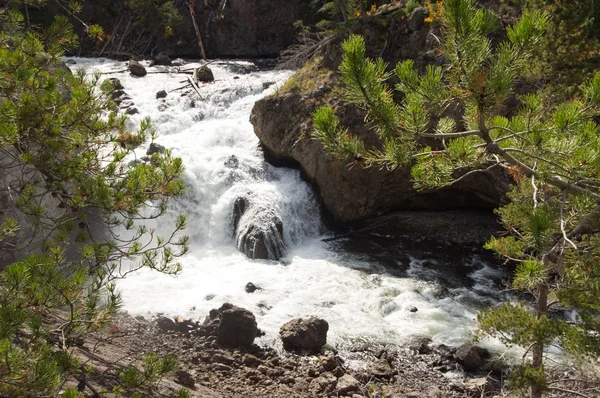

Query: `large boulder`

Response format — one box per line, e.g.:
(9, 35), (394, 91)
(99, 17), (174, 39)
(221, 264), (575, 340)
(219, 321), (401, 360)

(250, 14), (510, 224)
(279, 317), (328, 354)
(217, 303), (258, 347)
(129, 60), (147, 77)
(232, 196), (286, 260)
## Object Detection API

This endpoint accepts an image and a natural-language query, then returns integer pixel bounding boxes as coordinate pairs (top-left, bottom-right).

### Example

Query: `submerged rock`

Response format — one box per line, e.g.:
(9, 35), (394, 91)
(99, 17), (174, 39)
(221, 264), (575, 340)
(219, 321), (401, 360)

(280, 317), (328, 354)
(147, 143), (166, 156)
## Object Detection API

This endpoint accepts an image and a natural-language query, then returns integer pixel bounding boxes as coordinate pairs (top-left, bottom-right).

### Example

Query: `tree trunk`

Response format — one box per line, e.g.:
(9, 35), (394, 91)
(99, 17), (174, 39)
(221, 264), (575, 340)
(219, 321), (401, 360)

(187, 0), (207, 59)
(338, 2), (348, 22)
(531, 283), (548, 398)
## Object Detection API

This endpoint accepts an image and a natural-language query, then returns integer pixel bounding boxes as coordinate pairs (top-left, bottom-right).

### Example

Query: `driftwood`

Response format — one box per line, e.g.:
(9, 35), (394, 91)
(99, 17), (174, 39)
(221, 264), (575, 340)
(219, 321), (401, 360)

(187, 0), (207, 59)
(187, 76), (205, 100)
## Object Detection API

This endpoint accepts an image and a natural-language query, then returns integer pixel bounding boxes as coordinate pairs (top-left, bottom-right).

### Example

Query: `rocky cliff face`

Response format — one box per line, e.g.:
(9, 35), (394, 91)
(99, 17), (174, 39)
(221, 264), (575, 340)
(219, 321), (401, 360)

(251, 7), (511, 223)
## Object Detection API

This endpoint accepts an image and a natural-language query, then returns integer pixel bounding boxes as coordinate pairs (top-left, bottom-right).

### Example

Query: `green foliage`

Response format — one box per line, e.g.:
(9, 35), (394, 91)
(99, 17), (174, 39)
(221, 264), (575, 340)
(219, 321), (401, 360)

(0, 2), (189, 396)
(312, 0), (600, 396)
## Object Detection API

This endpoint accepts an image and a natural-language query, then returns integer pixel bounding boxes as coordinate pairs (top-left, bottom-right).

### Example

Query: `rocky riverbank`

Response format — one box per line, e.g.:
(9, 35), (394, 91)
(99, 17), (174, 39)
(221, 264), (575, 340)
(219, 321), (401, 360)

(74, 308), (600, 398)
(76, 310), (508, 398)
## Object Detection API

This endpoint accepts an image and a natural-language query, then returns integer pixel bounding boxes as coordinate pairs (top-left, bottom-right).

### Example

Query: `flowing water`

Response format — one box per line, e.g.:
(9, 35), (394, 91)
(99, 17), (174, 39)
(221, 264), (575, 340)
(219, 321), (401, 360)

(69, 58), (509, 353)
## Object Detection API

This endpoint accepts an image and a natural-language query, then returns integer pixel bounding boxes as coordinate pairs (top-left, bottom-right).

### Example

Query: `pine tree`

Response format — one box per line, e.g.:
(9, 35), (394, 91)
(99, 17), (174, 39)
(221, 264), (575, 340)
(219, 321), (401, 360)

(0, 2), (190, 396)
(313, 0), (600, 396)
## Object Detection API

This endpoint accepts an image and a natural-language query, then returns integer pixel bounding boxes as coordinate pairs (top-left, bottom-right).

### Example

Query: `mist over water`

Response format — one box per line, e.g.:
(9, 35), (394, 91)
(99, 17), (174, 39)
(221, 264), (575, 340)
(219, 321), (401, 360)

(70, 58), (508, 352)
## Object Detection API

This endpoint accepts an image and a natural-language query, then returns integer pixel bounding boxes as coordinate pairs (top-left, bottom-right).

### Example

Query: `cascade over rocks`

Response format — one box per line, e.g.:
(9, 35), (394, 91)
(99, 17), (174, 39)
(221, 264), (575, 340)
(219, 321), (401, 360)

(279, 317), (329, 354)
(250, 9), (511, 223)
(232, 196), (286, 260)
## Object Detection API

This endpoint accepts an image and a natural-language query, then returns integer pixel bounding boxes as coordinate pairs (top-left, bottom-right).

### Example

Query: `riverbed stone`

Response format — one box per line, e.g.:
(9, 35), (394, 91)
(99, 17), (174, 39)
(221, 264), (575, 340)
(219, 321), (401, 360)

(455, 344), (490, 372)
(280, 317), (329, 354)
(217, 304), (257, 347)
(156, 90), (167, 99)
(337, 374), (359, 395)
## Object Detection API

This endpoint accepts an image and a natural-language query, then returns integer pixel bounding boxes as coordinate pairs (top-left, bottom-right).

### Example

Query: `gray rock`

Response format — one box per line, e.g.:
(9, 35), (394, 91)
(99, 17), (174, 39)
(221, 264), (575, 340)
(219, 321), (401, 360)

(194, 65), (215, 83)
(156, 90), (168, 99)
(175, 370), (195, 388)
(407, 7), (428, 31)
(365, 359), (394, 379)
(337, 374), (359, 395)
(455, 344), (490, 372)
(147, 143), (166, 156)
(153, 52), (172, 66)
(217, 304), (257, 347)
(129, 60), (147, 77)
(233, 197), (286, 260)
(464, 377), (492, 393)
(211, 353), (235, 365)
(280, 317), (328, 354)
(105, 77), (124, 91)
(242, 354), (260, 367)
(245, 282), (260, 293)
(156, 316), (177, 332)
(125, 107), (139, 115)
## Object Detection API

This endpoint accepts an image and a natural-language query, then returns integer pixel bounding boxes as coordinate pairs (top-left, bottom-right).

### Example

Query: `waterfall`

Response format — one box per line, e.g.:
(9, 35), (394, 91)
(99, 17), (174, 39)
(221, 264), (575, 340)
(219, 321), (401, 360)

(69, 58), (508, 352)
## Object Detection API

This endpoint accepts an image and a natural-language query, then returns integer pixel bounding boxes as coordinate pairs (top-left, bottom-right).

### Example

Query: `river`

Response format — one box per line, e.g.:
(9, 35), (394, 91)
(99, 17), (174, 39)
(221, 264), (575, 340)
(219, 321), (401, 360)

(68, 58), (508, 354)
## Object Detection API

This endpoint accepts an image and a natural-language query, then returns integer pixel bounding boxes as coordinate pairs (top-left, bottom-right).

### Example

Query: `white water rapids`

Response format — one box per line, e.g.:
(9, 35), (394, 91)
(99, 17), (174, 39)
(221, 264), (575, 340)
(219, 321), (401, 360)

(69, 58), (509, 354)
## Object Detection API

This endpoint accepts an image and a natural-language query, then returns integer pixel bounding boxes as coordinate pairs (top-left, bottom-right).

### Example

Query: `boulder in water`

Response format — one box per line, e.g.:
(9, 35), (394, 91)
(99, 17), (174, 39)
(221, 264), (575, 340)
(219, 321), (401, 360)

(156, 90), (168, 99)
(105, 77), (123, 91)
(279, 317), (328, 354)
(232, 196), (286, 260)
(147, 143), (166, 156)
(194, 65), (214, 83)
(129, 60), (147, 77)
(152, 52), (172, 66)
(245, 282), (261, 293)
